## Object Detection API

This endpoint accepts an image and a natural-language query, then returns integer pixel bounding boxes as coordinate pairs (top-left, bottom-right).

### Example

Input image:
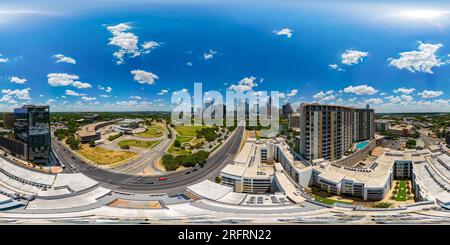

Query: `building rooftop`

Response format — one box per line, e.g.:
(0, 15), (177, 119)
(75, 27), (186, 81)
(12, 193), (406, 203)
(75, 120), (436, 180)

(221, 138), (275, 179)
(77, 119), (118, 137)
(389, 124), (413, 131)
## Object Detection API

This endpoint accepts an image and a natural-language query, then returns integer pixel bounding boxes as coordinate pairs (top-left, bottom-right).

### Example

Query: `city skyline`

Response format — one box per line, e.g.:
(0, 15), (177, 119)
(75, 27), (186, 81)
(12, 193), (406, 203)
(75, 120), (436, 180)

(1, 0), (450, 113)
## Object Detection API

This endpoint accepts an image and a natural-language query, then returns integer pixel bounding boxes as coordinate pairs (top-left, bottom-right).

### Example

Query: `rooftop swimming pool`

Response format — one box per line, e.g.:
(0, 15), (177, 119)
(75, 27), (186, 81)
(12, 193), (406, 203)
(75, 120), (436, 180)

(355, 141), (369, 150)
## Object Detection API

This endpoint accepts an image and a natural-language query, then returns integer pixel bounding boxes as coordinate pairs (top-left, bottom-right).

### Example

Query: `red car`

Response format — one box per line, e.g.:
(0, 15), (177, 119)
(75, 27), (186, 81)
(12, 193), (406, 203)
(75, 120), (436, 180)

(158, 177), (168, 181)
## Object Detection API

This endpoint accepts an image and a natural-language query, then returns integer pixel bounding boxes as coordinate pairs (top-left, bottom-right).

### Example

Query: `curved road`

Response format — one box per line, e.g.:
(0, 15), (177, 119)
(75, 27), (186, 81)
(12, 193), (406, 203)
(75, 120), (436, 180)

(51, 126), (244, 194)
(108, 126), (176, 175)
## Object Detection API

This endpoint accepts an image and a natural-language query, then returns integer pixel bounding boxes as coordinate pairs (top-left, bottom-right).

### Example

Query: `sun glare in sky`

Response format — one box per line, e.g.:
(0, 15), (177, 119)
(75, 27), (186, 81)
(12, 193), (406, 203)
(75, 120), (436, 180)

(395, 9), (450, 20)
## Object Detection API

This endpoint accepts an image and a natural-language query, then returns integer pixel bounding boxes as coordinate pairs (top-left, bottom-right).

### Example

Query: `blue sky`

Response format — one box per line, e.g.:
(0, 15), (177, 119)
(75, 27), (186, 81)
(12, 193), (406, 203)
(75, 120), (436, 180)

(1, 0), (450, 112)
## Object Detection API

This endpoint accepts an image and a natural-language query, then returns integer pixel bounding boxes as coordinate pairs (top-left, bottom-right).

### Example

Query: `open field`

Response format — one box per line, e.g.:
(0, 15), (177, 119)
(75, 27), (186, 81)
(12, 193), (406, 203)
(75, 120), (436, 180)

(77, 145), (137, 165)
(117, 139), (162, 149)
(136, 127), (164, 138)
(176, 135), (194, 143)
(174, 125), (209, 137)
(168, 145), (191, 155)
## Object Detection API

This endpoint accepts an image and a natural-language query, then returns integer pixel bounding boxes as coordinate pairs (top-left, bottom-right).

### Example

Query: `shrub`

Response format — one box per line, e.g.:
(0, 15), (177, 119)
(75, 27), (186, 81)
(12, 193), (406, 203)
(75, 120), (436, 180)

(373, 202), (393, 208)
(215, 176), (222, 184)
(174, 140), (181, 147)
(88, 140), (95, 147)
(120, 144), (130, 149)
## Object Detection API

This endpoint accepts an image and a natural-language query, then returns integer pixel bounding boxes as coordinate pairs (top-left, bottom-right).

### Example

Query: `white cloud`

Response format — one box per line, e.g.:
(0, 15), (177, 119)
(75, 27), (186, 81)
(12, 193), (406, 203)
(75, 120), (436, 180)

(72, 81), (92, 89)
(116, 100), (138, 106)
(100, 94), (110, 98)
(388, 96), (402, 103)
(158, 89), (169, 95)
(274, 28), (293, 38)
(46, 99), (57, 104)
(343, 85), (378, 95)
(98, 85), (112, 92)
(203, 49), (217, 60)
(287, 89), (298, 97)
(228, 76), (258, 92)
(1, 88), (31, 102)
(10, 76), (27, 84)
(131, 70), (158, 85)
(329, 63), (345, 71)
(65, 89), (85, 96)
(313, 90), (335, 102)
(341, 50), (368, 65)
(364, 98), (384, 104)
(52, 54), (76, 64)
(388, 42), (445, 73)
(393, 87), (415, 94)
(401, 94), (414, 102)
(173, 88), (188, 95)
(130, 95), (142, 100)
(385, 95), (414, 104)
(0, 53), (9, 63)
(47, 73), (79, 86)
(418, 90), (443, 98)
(106, 23), (159, 65)
(81, 96), (96, 101)
(186, 62), (193, 66)
(141, 41), (160, 54)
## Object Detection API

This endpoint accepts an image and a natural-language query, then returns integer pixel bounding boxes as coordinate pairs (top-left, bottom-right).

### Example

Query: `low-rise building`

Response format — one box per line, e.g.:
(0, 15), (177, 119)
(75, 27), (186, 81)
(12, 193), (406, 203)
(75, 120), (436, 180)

(375, 119), (390, 132)
(118, 119), (144, 129)
(388, 124), (413, 137)
(76, 119), (118, 143)
(220, 138), (275, 193)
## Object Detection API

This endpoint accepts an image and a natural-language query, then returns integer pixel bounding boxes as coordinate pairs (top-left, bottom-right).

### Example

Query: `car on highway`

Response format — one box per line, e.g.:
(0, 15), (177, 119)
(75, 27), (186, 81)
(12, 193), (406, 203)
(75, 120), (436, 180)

(158, 177), (168, 181)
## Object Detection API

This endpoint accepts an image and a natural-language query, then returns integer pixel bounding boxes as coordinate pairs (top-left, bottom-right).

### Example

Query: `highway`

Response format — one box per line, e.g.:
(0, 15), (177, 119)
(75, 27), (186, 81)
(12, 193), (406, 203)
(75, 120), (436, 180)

(51, 126), (244, 194)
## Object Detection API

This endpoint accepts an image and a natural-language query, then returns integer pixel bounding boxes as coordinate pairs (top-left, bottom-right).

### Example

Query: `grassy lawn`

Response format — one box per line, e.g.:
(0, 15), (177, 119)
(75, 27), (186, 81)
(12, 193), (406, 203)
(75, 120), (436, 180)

(168, 145), (191, 155)
(136, 127), (164, 138)
(77, 145), (137, 165)
(395, 180), (408, 201)
(168, 125), (210, 155)
(176, 135), (194, 143)
(117, 139), (161, 149)
(314, 195), (353, 205)
(174, 125), (209, 137)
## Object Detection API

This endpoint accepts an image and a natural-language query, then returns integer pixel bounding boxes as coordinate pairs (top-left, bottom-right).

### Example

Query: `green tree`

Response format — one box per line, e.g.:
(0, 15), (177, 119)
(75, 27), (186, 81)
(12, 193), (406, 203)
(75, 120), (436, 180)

(215, 176), (222, 184)
(161, 154), (178, 171)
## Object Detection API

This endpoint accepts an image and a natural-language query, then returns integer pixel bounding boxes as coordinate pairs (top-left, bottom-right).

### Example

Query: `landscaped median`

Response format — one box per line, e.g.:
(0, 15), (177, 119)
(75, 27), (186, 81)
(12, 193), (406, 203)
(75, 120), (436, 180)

(168, 125), (223, 155)
(136, 126), (165, 138)
(117, 139), (162, 149)
(313, 195), (354, 205)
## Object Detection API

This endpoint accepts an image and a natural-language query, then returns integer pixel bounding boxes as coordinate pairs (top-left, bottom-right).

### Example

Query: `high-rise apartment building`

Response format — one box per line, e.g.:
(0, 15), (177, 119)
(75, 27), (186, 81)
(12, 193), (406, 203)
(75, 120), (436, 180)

(299, 103), (375, 162)
(352, 105), (375, 142)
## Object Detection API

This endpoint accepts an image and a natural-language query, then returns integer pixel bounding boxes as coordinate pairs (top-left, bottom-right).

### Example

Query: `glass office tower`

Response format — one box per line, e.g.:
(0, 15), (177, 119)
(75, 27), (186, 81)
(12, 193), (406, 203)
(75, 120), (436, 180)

(13, 105), (51, 162)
